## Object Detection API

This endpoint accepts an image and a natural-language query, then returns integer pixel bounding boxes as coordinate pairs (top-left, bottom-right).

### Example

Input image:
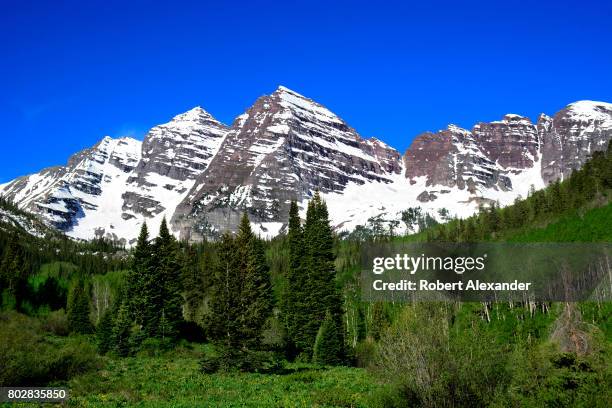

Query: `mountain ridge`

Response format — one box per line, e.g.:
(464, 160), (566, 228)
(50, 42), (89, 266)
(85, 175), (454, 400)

(1, 87), (611, 244)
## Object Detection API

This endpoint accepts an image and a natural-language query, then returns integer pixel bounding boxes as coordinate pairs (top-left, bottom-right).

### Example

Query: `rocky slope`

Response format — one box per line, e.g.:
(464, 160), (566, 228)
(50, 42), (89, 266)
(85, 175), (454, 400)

(172, 86), (402, 240)
(540, 101), (612, 184)
(0, 89), (610, 244)
(121, 107), (228, 223)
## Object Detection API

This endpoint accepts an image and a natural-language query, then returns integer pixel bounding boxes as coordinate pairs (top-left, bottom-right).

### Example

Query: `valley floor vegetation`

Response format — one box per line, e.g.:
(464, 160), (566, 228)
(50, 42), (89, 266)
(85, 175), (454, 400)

(1, 142), (611, 407)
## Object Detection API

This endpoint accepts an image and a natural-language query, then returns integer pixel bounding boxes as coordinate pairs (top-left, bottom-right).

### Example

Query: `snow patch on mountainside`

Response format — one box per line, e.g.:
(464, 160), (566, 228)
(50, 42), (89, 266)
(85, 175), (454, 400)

(565, 101), (612, 126)
(0, 207), (48, 238)
(251, 221), (284, 239)
(502, 153), (545, 203)
(321, 154), (546, 235)
(320, 171), (480, 235)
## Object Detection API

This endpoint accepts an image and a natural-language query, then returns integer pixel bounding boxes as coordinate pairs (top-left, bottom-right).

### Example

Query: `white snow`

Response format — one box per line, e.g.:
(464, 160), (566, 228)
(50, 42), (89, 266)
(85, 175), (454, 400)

(2, 96), (610, 244)
(267, 124), (290, 134)
(318, 170), (482, 235)
(565, 101), (612, 127)
(251, 221), (284, 239)
(276, 85), (343, 125)
(0, 208), (46, 238)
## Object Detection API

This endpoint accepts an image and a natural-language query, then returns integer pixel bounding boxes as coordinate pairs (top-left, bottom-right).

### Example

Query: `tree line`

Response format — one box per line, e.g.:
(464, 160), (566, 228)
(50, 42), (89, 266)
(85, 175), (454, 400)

(90, 192), (345, 370)
(425, 140), (612, 242)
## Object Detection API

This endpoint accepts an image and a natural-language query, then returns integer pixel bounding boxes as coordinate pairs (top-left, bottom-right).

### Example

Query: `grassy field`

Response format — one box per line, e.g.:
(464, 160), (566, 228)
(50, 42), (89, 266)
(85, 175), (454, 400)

(57, 344), (385, 408)
(63, 356), (381, 407)
(507, 203), (612, 242)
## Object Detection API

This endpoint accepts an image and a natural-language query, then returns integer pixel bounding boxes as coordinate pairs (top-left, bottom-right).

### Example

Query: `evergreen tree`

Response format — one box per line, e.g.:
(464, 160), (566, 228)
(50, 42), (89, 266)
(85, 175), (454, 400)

(281, 201), (305, 351)
(97, 307), (115, 354)
(37, 276), (66, 311)
(241, 235), (273, 347)
(207, 233), (242, 349)
(548, 180), (566, 214)
(0, 233), (26, 307)
(208, 214), (274, 360)
(98, 291), (123, 354)
(113, 300), (132, 356)
(141, 254), (163, 338)
(159, 308), (172, 342)
(67, 277), (93, 334)
(153, 218), (183, 341)
(299, 192), (344, 362)
(312, 310), (343, 366)
(401, 207), (422, 232)
(139, 218), (183, 340)
(127, 223), (151, 325)
(181, 244), (204, 322)
(235, 214), (253, 313)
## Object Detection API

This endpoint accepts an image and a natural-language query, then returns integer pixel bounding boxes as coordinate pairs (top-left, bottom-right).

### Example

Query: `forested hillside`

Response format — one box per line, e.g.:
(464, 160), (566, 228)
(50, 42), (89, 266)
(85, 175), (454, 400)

(0, 141), (610, 407)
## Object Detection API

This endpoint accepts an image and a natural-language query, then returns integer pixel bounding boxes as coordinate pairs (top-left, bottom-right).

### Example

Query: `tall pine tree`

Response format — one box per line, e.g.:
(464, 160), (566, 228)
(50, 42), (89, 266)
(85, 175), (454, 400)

(67, 277), (94, 334)
(181, 244), (205, 323)
(285, 192), (345, 362)
(208, 232), (243, 349)
(126, 222), (151, 325)
(153, 218), (184, 341)
(312, 310), (343, 366)
(113, 300), (132, 356)
(282, 201), (309, 356)
(208, 214), (274, 354)
(241, 232), (273, 348)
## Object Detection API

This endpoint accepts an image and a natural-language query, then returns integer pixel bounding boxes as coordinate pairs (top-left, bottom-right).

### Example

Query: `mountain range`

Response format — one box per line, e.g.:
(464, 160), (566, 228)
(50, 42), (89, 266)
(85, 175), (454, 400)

(1, 86), (611, 245)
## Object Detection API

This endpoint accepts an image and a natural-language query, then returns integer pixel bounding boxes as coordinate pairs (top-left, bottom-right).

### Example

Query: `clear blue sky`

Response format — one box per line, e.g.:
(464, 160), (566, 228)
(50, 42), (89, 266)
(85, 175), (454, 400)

(2, 0), (611, 183)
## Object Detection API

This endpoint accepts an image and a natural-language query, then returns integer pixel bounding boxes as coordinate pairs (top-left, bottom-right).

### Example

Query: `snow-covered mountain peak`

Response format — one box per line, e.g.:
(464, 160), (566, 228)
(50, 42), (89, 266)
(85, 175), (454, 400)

(180, 105), (212, 117)
(1, 95), (611, 244)
(275, 85), (304, 96)
(567, 100), (612, 111)
(97, 135), (141, 148)
(115, 135), (141, 143)
(537, 113), (552, 123)
(160, 106), (225, 133)
(272, 86), (344, 126)
(490, 113), (533, 126)
(563, 100), (612, 124)
(446, 124), (471, 136)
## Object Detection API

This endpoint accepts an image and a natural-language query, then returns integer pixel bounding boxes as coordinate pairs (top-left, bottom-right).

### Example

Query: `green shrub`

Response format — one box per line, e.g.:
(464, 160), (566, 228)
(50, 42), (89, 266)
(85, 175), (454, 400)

(287, 370), (321, 383)
(200, 347), (285, 374)
(200, 354), (220, 374)
(371, 304), (510, 408)
(368, 387), (412, 408)
(47, 337), (100, 381)
(0, 311), (49, 386)
(138, 338), (172, 357)
(503, 342), (611, 407)
(0, 311), (99, 386)
(313, 387), (361, 407)
(354, 338), (377, 368)
(42, 309), (70, 336)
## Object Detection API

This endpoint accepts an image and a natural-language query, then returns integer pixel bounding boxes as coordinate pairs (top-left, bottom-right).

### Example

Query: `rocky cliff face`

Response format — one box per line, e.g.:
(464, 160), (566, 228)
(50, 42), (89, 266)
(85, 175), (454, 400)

(0, 89), (610, 244)
(172, 86), (401, 240)
(540, 101), (612, 185)
(121, 107), (228, 221)
(473, 114), (540, 169)
(403, 124), (512, 195)
(402, 103), (612, 207)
